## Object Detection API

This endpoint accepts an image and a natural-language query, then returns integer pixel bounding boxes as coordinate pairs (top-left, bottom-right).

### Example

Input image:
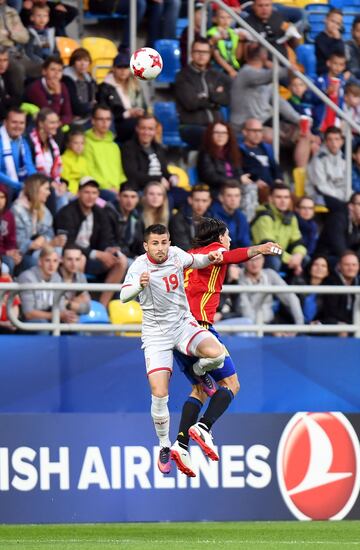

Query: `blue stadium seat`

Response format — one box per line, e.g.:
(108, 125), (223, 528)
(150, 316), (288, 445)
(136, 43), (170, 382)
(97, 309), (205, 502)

(176, 18), (188, 38)
(153, 39), (181, 85)
(305, 4), (329, 42)
(80, 300), (110, 324)
(153, 101), (187, 147)
(188, 166), (199, 186)
(295, 44), (317, 79)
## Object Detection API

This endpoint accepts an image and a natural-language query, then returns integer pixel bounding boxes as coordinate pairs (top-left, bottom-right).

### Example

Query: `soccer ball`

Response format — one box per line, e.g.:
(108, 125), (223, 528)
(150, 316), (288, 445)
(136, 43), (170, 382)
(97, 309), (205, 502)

(130, 47), (163, 81)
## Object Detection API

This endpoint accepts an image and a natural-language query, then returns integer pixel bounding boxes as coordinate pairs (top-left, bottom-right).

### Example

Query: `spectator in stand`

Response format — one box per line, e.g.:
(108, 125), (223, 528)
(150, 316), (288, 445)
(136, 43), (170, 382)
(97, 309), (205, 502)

(24, 4), (57, 64)
(352, 142), (360, 193)
(0, 108), (35, 193)
(0, 0), (40, 83)
(175, 37), (231, 149)
(245, 0), (300, 59)
(20, 0), (78, 37)
(295, 196), (318, 259)
(25, 56), (73, 126)
(209, 180), (251, 248)
(116, 0), (146, 48)
(121, 114), (185, 208)
(315, 8), (346, 77)
(180, 2), (203, 67)
(316, 192), (360, 264)
(343, 82), (360, 139)
(0, 183), (21, 273)
(147, 0), (181, 47)
(312, 52), (346, 134)
(318, 250), (360, 336)
(84, 104), (126, 201)
(0, 46), (23, 121)
(251, 184), (307, 275)
(54, 176), (127, 307)
(346, 15), (360, 81)
(61, 130), (90, 195)
(140, 181), (170, 229)
(169, 183), (212, 251)
(17, 245), (78, 324)
(307, 126), (348, 212)
(105, 181), (144, 263)
(207, 8), (246, 78)
(217, 255), (304, 332)
(58, 244), (91, 316)
(291, 254), (330, 325)
(230, 44), (309, 167)
(197, 121), (252, 196)
(0, 255), (20, 333)
(97, 51), (145, 143)
(63, 48), (97, 129)
(12, 173), (66, 270)
(240, 118), (283, 204)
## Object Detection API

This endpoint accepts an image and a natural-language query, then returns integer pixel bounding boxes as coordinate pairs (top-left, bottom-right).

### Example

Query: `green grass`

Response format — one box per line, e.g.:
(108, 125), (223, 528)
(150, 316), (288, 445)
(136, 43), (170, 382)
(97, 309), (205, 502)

(0, 521), (359, 550)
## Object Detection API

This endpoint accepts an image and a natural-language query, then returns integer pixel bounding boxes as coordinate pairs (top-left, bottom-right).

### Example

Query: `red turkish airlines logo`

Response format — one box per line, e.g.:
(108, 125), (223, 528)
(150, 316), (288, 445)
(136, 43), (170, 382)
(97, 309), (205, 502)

(277, 412), (360, 520)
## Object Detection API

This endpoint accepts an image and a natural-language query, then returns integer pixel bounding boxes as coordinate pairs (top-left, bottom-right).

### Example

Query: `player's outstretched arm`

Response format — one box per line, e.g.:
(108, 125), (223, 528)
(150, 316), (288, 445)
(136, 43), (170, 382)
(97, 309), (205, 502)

(221, 243), (282, 265)
(120, 271), (150, 303)
(247, 242), (283, 258)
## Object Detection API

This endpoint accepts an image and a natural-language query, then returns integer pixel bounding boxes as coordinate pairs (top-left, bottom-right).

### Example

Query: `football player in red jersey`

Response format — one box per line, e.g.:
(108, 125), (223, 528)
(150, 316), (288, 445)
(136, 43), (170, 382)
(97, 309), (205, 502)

(171, 217), (282, 476)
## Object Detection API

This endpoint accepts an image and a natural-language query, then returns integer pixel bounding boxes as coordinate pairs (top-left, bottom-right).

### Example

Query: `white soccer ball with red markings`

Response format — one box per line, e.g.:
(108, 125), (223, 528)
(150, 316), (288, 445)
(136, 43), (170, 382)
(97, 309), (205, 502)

(130, 47), (163, 81)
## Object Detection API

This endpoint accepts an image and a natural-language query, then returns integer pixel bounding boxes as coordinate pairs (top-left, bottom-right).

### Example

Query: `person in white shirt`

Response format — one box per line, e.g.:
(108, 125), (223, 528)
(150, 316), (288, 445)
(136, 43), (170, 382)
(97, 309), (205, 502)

(120, 224), (224, 474)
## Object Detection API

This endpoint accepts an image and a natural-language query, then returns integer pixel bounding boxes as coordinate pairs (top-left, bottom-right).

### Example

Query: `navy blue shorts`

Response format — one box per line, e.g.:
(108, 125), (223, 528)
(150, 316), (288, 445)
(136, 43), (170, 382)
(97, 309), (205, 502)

(173, 324), (236, 385)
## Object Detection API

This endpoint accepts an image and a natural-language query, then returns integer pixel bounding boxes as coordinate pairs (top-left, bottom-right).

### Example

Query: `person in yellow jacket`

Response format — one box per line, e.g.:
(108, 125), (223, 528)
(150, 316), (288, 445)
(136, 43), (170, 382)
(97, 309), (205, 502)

(251, 184), (307, 276)
(61, 130), (90, 195)
(207, 8), (247, 79)
(84, 105), (127, 200)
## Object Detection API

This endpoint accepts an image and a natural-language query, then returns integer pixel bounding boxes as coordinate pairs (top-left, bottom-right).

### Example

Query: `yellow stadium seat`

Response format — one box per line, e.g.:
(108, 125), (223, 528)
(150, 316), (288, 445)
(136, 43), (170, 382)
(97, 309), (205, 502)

(56, 37), (80, 65)
(274, 0), (327, 6)
(108, 299), (142, 336)
(168, 164), (191, 192)
(81, 37), (118, 83)
(293, 167), (329, 213)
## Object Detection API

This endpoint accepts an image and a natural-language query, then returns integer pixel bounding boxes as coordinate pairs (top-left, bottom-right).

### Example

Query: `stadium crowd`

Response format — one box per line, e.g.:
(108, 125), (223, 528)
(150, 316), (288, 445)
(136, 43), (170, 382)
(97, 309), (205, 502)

(0, 0), (360, 334)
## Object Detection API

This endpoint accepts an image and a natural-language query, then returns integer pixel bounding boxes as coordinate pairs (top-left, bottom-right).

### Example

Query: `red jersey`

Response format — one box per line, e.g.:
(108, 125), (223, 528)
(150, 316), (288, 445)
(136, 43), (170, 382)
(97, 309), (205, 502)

(184, 242), (249, 325)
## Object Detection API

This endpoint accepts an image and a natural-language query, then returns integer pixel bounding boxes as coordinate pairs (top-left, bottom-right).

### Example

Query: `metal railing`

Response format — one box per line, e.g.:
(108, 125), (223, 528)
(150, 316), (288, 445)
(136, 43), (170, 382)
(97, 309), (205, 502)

(1, 282), (360, 337)
(187, 0), (360, 197)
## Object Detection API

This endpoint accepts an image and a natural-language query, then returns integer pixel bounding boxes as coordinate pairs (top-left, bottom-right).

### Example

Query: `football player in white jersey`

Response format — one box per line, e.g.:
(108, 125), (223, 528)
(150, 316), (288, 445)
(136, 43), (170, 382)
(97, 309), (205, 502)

(120, 224), (226, 474)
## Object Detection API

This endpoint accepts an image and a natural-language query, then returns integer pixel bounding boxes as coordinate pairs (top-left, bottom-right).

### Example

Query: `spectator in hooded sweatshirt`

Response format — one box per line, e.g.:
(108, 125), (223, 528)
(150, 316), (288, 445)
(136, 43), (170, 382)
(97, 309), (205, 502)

(0, 183), (21, 273)
(209, 180), (251, 248)
(84, 104), (127, 201)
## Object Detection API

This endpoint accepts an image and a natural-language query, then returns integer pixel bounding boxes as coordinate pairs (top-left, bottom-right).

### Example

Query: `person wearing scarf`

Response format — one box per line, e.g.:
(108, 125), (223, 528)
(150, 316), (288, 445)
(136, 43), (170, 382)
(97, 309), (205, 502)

(29, 107), (62, 183)
(0, 108), (35, 192)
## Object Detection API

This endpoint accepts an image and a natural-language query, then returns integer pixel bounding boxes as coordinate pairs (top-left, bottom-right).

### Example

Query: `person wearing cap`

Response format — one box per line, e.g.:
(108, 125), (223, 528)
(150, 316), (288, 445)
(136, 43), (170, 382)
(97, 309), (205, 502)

(84, 104), (127, 200)
(55, 176), (128, 307)
(63, 47), (97, 128)
(97, 51), (146, 143)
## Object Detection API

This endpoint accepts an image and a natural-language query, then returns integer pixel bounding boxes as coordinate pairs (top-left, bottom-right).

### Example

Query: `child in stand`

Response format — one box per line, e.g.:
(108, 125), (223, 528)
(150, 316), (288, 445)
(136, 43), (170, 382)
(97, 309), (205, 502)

(346, 15), (360, 80)
(352, 142), (360, 193)
(61, 130), (90, 195)
(25, 4), (58, 64)
(207, 8), (247, 78)
(315, 8), (345, 76)
(312, 52), (347, 134)
(343, 82), (360, 141)
(288, 75), (313, 118)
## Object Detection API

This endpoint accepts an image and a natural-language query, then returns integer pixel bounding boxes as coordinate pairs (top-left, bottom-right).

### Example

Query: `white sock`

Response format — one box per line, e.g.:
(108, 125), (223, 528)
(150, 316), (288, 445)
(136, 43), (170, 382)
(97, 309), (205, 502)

(151, 395), (171, 448)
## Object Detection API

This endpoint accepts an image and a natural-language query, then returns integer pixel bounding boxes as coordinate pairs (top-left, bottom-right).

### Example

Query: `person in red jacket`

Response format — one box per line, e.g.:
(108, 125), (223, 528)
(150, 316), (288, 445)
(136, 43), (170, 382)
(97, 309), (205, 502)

(0, 183), (21, 274)
(25, 55), (73, 126)
(171, 217), (282, 476)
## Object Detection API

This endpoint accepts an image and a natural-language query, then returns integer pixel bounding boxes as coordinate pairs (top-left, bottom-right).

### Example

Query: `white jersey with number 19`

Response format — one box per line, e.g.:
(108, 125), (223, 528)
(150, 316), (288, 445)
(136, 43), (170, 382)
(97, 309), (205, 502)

(120, 246), (212, 338)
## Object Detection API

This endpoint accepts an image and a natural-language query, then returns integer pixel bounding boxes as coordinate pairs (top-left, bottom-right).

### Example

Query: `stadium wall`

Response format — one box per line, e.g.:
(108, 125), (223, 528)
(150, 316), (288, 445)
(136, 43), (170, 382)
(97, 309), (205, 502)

(0, 336), (359, 523)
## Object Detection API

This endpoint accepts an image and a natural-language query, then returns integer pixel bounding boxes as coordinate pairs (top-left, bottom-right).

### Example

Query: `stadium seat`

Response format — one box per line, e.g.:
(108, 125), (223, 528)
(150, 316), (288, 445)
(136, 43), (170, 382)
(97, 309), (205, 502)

(108, 299), (142, 336)
(293, 167), (328, 213)
(304, 4), (329, 42)
(295, 44), (317, 80)
(79, 300), (110, 324)
(153, 101), (187, 148)
(56, 37), (80, 65)
(153, 39), (181, 85)
(176, 18), (188, 38)
(187, 166), (199, 186)
(80, 36), (118, 83)
(168, 164), (191, 191)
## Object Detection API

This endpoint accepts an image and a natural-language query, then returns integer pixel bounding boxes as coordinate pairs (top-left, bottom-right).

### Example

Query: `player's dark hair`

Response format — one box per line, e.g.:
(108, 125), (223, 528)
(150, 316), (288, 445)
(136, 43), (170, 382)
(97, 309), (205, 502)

(144, 224), (169, 242)
(192, 217), (227, 247)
